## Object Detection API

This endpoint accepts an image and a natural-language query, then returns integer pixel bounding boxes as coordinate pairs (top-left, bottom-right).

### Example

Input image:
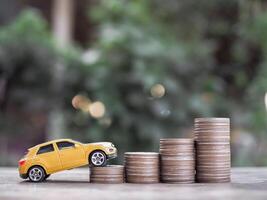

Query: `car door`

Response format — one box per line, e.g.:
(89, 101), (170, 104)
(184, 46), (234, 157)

(56, 141), (86, 169)
(36, 144), (61, 173)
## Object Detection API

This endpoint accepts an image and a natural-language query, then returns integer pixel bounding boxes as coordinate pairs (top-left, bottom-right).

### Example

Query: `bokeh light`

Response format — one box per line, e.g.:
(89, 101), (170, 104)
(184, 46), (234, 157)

(89, 101), (106, 118)
(265, 93), (267, 110)
(72, 95), (91, 112)
(150, 84), (166, 98)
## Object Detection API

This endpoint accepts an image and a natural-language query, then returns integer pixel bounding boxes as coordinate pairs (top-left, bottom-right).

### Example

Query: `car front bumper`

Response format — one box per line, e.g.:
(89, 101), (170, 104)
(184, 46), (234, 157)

(107, 153), (117, 159)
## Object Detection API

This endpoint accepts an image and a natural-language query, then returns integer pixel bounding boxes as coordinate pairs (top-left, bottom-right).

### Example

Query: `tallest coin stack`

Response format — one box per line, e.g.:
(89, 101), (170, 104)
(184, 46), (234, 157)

(194, 118), (231, 183)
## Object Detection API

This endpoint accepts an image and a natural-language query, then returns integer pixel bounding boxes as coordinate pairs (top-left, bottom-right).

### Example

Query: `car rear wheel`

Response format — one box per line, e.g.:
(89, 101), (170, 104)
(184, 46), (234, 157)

(90, 151), (107, 166)
(28, 166), (46, 182)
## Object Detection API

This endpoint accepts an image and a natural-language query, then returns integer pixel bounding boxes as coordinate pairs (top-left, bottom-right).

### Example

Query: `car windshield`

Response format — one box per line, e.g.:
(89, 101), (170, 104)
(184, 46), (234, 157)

(71, 140), (81, 144)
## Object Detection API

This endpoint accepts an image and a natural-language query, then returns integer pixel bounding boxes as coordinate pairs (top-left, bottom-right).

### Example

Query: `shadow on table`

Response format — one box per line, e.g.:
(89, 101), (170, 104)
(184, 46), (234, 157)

(20, 180), (90, 184)
(231, 182), (267, 191)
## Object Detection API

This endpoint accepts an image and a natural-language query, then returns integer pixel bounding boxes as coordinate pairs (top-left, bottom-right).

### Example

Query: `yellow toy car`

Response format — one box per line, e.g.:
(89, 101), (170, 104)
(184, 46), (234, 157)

(18, 139), (117, 182)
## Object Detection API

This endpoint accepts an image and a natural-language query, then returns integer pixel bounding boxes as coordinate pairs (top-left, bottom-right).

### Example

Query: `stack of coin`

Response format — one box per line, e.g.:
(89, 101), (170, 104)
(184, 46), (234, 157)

(90, 165), (124, 184)
(159, 138), (195, 183)
(124, 152), (159, 183)
(194, 118), (231, 183)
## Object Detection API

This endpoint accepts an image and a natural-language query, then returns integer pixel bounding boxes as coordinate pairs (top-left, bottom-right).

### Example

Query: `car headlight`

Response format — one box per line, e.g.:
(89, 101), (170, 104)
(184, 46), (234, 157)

(104, 143), (115, 148)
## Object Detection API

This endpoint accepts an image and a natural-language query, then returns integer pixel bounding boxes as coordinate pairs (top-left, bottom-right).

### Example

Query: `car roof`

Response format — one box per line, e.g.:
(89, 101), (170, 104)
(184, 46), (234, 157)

(29, 139), (75, 150)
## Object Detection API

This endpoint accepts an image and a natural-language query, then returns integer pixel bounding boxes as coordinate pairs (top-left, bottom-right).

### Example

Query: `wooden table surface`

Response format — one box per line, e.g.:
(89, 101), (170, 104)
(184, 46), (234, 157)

(0, 167), (267, 199)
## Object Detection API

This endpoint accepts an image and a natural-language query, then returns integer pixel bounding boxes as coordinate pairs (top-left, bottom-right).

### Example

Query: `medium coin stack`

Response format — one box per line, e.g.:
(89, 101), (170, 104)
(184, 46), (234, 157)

(159, 138), (195, 183)
(124, 152), (159, 183)
(90, 165), (124, 183)
(194, 118), (231, 183)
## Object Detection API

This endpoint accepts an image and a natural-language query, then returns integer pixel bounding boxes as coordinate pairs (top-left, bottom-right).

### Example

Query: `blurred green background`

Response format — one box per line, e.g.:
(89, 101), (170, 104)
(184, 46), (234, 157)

(0, 0), (267, 166)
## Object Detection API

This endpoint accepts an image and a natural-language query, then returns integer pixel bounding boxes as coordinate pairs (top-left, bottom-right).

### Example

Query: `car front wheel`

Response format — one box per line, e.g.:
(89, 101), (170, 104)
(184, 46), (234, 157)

(28, 166), (46, 182)
(90, 151), (107, 166)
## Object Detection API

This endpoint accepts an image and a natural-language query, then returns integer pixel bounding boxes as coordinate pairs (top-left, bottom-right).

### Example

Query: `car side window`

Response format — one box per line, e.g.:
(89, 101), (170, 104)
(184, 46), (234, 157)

(56, 142), (75, 150)
(37, 144), (54, 155)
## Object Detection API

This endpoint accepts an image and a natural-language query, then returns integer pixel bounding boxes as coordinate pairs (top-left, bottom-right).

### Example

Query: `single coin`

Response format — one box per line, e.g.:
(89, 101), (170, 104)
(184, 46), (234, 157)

(90, 165), (124, 169)
(160, 138), (194, 144)
(161, 177), (195, 182)
(125, 155), (160, 158)
(196, 150), (230, 154)
(160, 146), (195, 150)
(196, 144), (230, 148)
(125, 152), (159, 157)
(194, 123), (230, 126)
(160, 152), (195, 156)
(124, 159), (159, 163)
(196, 168), (230, 172)
(126, 173), (159, 177)
(195, 127), (230, 131)
(194, 124), (230, 128)
(196, 146), (230, 150)
(126, 174), (159, 177)
(195, 140), (230, 144)
(160, 145), (194, 149)
(194, 135), (230, 139)
(161, 172), (195, 176)
(161, 159), (195, 163)
(161, 180), (195, 184)
(195, 133), (230, 138)
(196, 148), (230, 151)
(195, 117), (229, 122)
(195, 139), (230, 143)
(161, 164), (195, 169)
(125, 164), (159, 168)
(197, 173), (231, 176)
(161, 165), (195, 169)
(160, 151), (195, 155)
(197, 160), (231, 164)
(196, 171), (230, 175)
(125, 157), (159, 161)
(162, 174), (195, 179)
(160, 148), (194, 152)
(196, 161), (230, 165)
(126, 176), (159, 183)
(196, 175), (230, 179)
(161, 155), (195, 161)
(196, 177), (230, 183)
(124, 157), (159, 161)
(90, 165), (124, 175)
(195, 135), (230, 139)
(196, 165), (231, 168)
(125, 168), (159, 174)
(194, 129), (230, 133)
(90, 176), (125, 180)
(90, 178), (124, 184)
(196, 152), (231, 156)
(125, 163), (159, 167)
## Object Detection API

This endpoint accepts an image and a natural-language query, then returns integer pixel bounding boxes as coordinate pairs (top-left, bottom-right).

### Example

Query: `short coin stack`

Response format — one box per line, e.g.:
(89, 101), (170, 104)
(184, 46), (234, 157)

(124, 152), (159, 183)
(90, 165), (124, 183)
(159, 138), (195, 183)
(194, 118), (231, 183)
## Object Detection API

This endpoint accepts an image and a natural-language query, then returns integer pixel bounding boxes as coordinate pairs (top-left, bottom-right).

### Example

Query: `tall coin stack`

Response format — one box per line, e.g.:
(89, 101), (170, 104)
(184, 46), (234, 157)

(194, 118), (231, 183)
(159, 138), (195, 183)
(125, 152), (159, 183)
(90, 165), (124, 183)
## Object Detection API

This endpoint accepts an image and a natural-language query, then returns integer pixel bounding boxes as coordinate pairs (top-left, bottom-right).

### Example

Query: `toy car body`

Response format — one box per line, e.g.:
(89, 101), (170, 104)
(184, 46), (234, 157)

(18, 139), (117, 182)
